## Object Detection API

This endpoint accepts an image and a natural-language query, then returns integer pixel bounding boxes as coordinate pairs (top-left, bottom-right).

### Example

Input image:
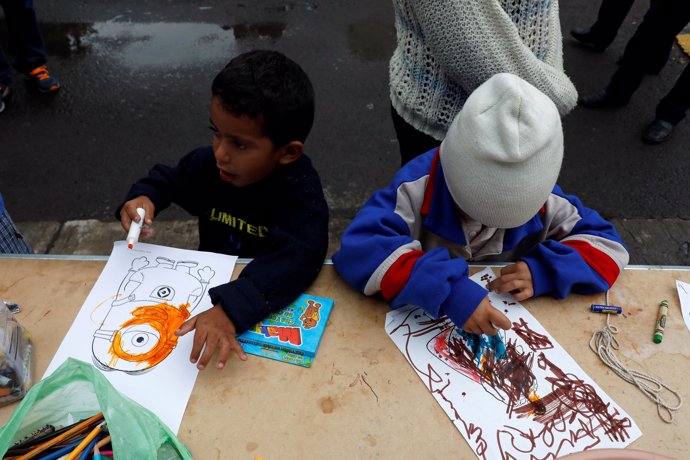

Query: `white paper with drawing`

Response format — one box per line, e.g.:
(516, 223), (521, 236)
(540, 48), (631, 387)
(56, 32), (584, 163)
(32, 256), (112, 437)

(44, 241), (238, 434)
(385, 267), (641, 459)
(675, 280), (690, 333)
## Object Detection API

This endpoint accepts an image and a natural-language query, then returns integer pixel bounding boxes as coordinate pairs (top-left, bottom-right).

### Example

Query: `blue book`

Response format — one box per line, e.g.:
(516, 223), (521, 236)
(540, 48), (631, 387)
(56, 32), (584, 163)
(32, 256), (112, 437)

(237, 294), (334, 367)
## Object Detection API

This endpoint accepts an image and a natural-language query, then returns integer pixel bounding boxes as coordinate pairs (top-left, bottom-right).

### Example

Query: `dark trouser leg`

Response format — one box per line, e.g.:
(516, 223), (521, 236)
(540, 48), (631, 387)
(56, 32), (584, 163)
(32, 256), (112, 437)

(0, 0), (48, 73)
(0, 48), (11, 86)
(391, 105), (441, 167)
(655, 63), (690, 125)
(590, 0), (636, 48)
(607, 0), (690, 102)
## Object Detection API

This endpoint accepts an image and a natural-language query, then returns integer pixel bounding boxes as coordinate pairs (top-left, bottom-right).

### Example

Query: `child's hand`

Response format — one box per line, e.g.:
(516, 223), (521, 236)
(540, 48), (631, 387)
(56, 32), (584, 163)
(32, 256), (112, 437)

(487, 261), (534, 301)
(120, 196), (155, 238)
(462, 296), (511, 335)
(175, 305), (248, 370)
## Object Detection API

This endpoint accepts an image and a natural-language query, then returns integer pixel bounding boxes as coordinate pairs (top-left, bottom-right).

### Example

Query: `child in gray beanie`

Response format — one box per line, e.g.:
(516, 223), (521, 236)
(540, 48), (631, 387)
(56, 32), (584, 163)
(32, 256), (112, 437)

(334, 73), (628, 335)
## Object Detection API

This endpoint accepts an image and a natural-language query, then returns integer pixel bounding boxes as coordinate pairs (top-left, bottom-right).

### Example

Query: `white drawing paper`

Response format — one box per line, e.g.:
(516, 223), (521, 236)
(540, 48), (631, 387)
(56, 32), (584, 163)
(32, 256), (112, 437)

(385, 267), (641, 459)
(45, 241), (238, 434)
(675, 280), (690, 334)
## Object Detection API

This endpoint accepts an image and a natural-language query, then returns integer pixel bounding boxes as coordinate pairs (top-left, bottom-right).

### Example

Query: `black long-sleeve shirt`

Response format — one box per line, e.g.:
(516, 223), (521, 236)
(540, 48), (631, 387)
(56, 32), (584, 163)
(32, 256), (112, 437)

(117, 146), (329, 332)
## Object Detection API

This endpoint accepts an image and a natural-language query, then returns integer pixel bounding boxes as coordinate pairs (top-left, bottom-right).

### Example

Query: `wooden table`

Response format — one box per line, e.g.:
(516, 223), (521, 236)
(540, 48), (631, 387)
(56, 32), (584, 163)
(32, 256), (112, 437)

(0, 257), (688, 459)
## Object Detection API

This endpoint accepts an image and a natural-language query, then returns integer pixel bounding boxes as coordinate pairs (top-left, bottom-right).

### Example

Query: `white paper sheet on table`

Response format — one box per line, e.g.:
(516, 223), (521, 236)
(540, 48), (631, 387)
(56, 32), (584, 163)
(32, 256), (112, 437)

(385, 267), (641, 459)
(44, 241), (238, 434)
(675, 280), (690, 334)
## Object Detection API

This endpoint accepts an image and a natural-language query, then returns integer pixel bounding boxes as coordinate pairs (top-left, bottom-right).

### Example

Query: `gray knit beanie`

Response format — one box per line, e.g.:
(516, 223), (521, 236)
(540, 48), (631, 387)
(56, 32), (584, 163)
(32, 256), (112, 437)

(439, 73), (563, 228)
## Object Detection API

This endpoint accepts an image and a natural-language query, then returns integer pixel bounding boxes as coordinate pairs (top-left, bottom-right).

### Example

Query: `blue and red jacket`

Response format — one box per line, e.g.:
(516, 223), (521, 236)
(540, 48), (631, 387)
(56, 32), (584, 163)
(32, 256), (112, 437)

(333, 149), (629, 329)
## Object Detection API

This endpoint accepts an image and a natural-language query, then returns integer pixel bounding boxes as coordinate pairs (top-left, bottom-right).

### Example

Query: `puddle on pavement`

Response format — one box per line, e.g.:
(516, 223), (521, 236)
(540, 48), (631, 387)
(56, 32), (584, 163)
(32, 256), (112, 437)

(28, 20), (286, 68)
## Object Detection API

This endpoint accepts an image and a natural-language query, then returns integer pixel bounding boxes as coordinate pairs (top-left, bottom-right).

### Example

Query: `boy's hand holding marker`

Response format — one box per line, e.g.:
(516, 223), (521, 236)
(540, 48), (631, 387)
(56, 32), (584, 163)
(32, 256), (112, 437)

(120, 196), (156, 243)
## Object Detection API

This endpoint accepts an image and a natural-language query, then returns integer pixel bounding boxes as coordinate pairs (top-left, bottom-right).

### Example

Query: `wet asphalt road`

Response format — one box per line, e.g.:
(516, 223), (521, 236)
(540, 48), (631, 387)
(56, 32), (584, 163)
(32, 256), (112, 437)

(1, 0), (689, 225)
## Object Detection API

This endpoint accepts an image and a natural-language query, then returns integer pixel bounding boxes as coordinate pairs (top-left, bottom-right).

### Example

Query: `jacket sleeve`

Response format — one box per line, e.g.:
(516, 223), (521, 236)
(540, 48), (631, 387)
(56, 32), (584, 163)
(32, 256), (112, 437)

(115, 148), (207, 220)
(521, 187), (629, 298)
(209, 170), (329, 333)
(409, 0), (577, 115)
(333, 163), (488, 329)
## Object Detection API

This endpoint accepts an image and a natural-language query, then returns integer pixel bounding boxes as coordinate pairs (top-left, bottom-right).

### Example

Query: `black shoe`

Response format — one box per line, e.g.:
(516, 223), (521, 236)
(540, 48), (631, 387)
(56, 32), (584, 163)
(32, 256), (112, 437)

(570, 27), (608, 52)
(642, 119), (674, 144)
(578, 89), (628, 108)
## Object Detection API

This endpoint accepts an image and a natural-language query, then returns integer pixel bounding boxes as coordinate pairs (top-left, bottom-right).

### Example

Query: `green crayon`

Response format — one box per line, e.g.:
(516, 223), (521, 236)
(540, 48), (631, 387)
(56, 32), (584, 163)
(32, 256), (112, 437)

(653, 300), (668, 344)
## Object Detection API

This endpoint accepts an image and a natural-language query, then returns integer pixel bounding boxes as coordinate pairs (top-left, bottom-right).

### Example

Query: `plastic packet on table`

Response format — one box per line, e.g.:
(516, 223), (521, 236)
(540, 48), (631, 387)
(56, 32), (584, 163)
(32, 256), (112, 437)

(0, 300), (32, 406)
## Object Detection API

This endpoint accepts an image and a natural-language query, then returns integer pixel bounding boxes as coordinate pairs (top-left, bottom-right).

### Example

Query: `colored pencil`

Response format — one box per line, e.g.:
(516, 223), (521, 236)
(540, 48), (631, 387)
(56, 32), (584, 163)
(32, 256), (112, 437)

(16, 412), (103, 460)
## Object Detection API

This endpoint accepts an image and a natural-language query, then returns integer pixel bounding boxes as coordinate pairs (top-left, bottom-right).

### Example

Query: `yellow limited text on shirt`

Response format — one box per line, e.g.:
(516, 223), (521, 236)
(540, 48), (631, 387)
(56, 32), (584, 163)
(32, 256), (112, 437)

(209, 208), (269, 237)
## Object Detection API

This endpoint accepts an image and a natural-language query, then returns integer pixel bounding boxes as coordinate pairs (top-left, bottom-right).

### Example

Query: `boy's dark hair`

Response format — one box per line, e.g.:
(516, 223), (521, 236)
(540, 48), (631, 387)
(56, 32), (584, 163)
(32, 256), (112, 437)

(212, 50), (315, 148)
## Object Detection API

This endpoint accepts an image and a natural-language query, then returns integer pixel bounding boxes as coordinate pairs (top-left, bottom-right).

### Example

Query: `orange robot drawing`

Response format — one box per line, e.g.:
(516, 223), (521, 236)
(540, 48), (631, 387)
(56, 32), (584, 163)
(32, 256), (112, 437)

(92, 256), (215, 374)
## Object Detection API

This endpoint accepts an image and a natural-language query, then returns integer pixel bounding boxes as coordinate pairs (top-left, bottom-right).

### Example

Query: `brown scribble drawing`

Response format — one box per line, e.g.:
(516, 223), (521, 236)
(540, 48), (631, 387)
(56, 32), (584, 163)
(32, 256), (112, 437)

(512, 317), (554, 351)
(391, 310), (490, 458)
(388, 306), (634, 459)
(519, 353), (631, 440)
(480, 272), (495, 286)
(394, 309), (542, 415)
(497, 352), (633, 458)
(435, 378), (490, 460)
(431, 326), (543, 417)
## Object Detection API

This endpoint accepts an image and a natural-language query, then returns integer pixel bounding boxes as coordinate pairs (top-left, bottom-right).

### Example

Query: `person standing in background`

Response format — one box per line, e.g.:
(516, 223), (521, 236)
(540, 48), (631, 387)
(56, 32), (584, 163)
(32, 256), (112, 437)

(578, 0), (690, 144)
(388, 0), (578, 165)
(0, 0), (61, 113)
(570, 0), (637, 52)
(570, 0), (666, 74)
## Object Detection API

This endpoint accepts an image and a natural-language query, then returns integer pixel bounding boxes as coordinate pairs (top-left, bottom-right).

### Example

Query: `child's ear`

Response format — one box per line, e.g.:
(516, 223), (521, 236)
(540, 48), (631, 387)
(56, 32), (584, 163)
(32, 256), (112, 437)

(278, 141), (304, 165)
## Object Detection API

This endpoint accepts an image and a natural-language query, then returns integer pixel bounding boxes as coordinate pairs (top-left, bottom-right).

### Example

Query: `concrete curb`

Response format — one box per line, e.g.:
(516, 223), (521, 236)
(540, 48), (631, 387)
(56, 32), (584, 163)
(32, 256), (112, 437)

(14, 218), (690, 267)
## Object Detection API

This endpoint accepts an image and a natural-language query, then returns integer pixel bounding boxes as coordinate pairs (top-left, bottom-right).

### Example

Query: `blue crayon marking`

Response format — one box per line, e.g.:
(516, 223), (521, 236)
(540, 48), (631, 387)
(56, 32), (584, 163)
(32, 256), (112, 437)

(455, 328), (507, 363)
(591, 304), (622, 314)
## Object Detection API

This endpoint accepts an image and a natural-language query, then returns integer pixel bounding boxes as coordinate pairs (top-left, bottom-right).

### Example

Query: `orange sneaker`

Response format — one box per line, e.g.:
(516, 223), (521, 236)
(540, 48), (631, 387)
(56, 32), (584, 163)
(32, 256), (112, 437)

(25, 65), (60, 93)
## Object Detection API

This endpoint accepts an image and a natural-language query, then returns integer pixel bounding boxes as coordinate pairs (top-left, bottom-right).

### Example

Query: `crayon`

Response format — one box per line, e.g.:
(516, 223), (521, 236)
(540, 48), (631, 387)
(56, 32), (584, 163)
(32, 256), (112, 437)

(28, 439), (82, 460)
(590, 304), (622, 314)
(95, 435), (111, 449)
(16, 412), (103, 460)
(653, 300), (668, 344)
(65, 421), (107, 460)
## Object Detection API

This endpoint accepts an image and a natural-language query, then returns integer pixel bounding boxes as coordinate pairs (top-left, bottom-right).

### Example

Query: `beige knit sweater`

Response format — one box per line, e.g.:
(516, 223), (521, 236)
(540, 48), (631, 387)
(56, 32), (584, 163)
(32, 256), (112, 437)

(390, 0), (578, 140)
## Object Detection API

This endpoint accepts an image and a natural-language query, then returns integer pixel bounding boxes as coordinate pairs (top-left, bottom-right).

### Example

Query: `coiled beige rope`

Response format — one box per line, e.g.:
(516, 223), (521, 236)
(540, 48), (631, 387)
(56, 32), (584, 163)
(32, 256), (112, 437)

(589, 292), (683, 423)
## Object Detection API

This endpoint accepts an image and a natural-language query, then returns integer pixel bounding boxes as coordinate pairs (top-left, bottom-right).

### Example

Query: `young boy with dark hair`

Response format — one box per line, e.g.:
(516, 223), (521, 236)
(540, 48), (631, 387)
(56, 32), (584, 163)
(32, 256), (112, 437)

(117, 50), (329, 370)
(333, 73), (629, 336)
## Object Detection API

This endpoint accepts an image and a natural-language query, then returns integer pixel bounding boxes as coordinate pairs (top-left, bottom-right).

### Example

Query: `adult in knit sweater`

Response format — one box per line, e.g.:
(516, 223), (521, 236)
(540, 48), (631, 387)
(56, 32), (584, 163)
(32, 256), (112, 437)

(389, 0), (578, 165)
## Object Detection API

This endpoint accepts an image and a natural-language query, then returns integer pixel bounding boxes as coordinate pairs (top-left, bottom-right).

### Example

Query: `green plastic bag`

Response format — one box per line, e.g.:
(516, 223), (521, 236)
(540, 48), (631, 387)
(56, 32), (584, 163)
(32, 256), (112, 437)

(0, 358), (193, 459)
